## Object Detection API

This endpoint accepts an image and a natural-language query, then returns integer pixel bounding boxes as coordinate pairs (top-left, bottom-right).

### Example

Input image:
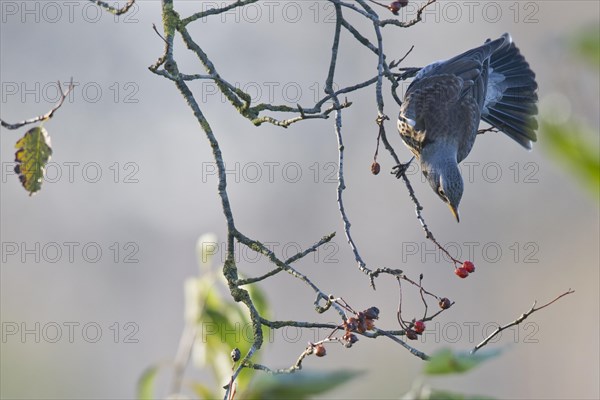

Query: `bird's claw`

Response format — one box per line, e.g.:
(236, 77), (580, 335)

(392, 158), (414, 179)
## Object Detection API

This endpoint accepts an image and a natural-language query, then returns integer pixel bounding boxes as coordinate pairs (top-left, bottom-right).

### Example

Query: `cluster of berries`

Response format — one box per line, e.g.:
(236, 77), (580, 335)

(455, 261), (476, 278)
(404, 297), (452, 340)
(314, 306), (380, 357)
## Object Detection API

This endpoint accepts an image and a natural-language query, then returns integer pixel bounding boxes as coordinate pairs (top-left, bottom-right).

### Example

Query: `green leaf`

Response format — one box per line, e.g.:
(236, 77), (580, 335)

(541, 120), (600, 199)
(424, 348), (502, 375)
(137, 365), (160, 400)
(239, 370), (361, 400)
(14, 126), (53, 196)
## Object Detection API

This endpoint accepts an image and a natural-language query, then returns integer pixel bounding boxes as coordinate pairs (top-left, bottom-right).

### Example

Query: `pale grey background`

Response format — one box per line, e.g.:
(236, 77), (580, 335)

(1, 1), (599, 399)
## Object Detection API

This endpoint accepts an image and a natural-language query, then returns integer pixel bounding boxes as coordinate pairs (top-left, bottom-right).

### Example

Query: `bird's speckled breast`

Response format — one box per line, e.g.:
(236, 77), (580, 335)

(397, 118), (426, 159)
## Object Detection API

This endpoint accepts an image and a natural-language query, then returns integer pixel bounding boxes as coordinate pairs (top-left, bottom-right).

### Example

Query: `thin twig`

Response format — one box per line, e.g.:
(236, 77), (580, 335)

(1, 79), (74, 130)
(237, 233), (337, 285)
(380, 0), (437, 28)
(182, 0), (260, 25)
(244, 345), (313, 375)
(235, 231), (346, 318)
(471, 289), (575, 354)
(152, 23), (169, 46)
(87, 0), (135, 15)
(390, 46), (415, 69)
(374, 328), (429, 360)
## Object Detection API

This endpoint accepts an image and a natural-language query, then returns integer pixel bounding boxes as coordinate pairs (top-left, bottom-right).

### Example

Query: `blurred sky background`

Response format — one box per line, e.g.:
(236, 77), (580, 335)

(1, 1), (599, 399)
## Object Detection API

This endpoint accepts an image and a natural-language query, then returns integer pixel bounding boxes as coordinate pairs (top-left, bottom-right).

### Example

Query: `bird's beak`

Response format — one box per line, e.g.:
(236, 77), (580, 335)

(448, 204), (460, 223)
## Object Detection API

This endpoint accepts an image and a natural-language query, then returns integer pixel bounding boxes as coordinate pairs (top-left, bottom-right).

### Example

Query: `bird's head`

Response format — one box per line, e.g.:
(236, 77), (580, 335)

(420, 153), (463, 222)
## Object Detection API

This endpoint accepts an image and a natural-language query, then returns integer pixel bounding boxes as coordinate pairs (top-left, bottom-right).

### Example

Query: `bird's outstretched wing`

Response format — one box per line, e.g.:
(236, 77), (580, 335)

(406, 34), (509, 121)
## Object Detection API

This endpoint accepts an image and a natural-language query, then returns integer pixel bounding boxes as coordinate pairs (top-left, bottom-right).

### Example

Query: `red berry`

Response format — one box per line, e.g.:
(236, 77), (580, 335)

(388, 0), (408, 14)
(406, 329), (418, 340)
(455, 267), (469, 279)
(413, 320), (426, 334)
(371, 162), (381, 175)
(314, 344), (326, 357)
(462, 261), (475, 273)
(439, 297), (452, 309)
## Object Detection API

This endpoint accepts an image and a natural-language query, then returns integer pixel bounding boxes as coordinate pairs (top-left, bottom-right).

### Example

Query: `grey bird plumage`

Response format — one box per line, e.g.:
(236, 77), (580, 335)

(397, 33), (538, 222)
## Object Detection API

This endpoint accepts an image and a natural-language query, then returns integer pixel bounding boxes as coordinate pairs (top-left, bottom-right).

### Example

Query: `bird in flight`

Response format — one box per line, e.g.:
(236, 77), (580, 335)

(396, 33), (538, 222)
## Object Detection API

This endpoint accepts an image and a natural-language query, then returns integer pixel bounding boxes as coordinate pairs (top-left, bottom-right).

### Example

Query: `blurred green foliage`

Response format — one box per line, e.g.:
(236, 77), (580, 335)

(423, 348), (502, 375)
(239, 370), (361, 400)
(138, 234), (271, 399)
(137, 235), (354, 399)
(542, 25), (600, 200)
(400, 348), (502, 400)
(542, 120), (599, 198)
(571, 25), (600, 68)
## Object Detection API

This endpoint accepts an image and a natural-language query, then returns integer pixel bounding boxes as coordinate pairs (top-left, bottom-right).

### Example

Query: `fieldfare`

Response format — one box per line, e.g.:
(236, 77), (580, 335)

(397, 33), (538, 222)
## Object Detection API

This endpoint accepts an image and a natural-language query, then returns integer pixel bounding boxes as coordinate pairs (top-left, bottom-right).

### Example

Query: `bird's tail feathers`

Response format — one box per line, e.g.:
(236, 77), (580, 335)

(482, 35), (538, 149)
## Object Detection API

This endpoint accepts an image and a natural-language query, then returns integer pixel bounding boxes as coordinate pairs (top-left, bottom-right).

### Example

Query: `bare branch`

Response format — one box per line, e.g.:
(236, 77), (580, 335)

(235, 231), (346, 318)
(472, 289), (575, 354)
(182, 0), (260, 26)
(244, 345), (314, 375)
(373, 328), (429, 360)
(237, 233), (337, 285)
(250, 99), (352, 128)
(380, 0), (437, 28)
(87, 0), (135, 15)
(1, 79), (74, 130)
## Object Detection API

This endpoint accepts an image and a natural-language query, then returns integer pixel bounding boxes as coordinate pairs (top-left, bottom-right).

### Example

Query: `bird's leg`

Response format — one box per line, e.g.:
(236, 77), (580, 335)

(392, 157), (415, 179)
